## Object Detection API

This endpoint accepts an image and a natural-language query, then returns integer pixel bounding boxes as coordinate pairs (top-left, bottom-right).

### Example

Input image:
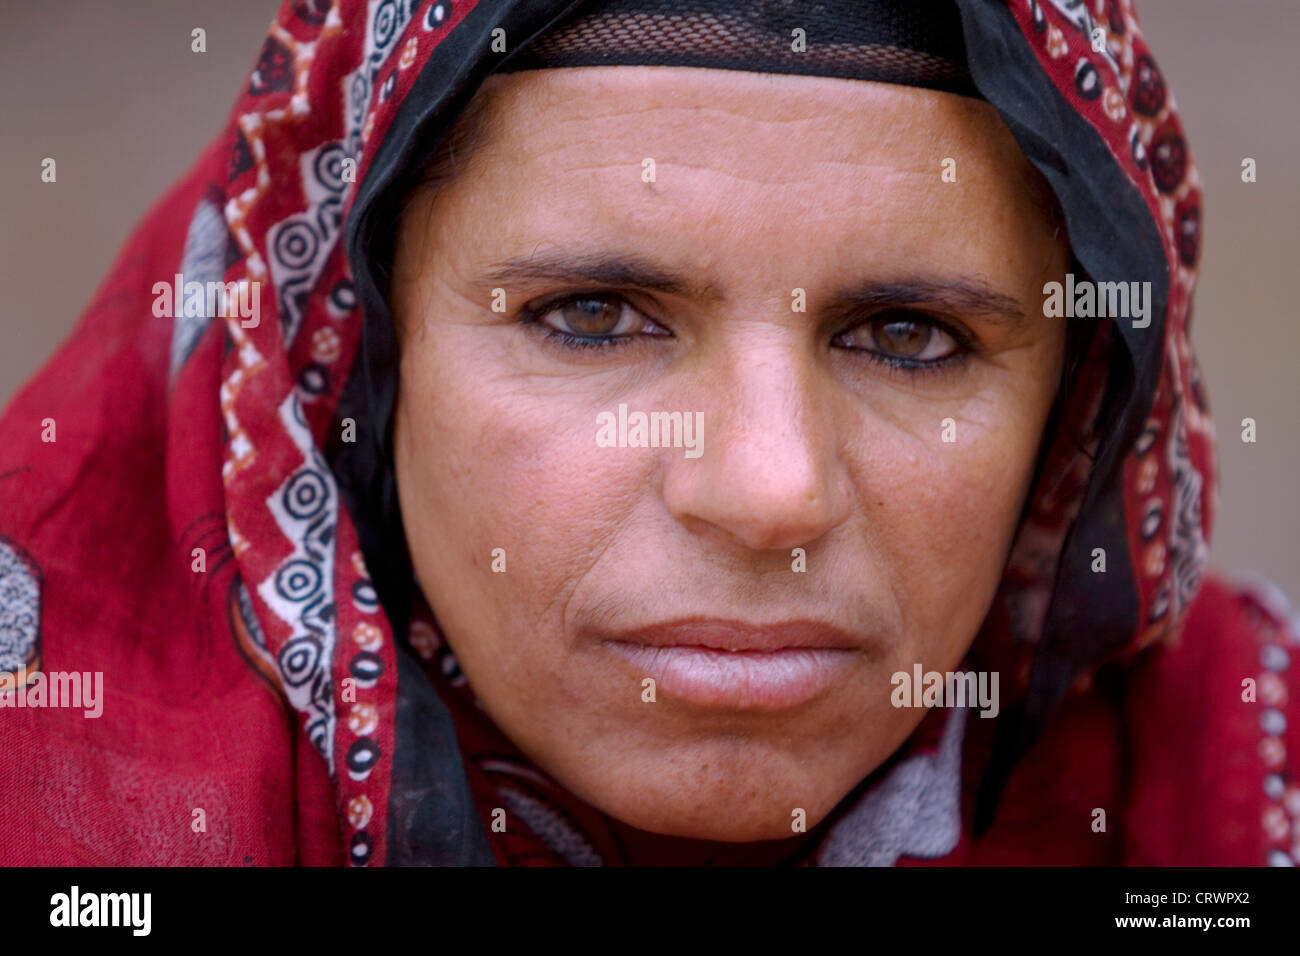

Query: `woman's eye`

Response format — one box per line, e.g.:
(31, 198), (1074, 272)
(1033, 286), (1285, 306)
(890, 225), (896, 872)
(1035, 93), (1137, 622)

(534, 294), (655, 339)
(834, 311), (962, 363)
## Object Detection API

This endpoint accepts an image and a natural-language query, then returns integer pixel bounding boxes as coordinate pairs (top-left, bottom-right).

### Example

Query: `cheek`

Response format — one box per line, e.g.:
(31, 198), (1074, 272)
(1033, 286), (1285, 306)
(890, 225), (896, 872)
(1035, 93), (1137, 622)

(394, 333), (648, 642)
(851, 379), (1053, 665)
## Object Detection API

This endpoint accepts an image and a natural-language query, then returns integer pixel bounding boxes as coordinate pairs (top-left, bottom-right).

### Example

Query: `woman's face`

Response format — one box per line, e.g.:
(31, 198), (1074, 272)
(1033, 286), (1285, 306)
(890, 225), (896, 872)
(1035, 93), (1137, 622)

(392, 67), (1068, 842)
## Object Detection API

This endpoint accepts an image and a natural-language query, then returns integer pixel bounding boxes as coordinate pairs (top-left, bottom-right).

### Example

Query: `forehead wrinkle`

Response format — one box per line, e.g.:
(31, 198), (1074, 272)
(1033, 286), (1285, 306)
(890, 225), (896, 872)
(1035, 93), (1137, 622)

(487, 91), (981, 177)
(521, 117), (961, 182)
(489, 69), (1016, 150)
(477, 79), (1027, 210)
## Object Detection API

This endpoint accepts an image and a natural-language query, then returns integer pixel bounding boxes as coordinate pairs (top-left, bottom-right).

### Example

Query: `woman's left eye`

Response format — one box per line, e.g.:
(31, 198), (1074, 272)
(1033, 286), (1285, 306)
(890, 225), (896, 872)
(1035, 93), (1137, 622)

(523, 293), (666, 345)
(833, 310), (965, 365)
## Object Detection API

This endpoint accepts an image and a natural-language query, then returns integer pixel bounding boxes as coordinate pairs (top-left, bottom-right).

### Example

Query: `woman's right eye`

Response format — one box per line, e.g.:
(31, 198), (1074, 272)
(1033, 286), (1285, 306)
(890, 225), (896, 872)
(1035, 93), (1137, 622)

(523, 293), (670, 347)
(547, 295), (638, 336)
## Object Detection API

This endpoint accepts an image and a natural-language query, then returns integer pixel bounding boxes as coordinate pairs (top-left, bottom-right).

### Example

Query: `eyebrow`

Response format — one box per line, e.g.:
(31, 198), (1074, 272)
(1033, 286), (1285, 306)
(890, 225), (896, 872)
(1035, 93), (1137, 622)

(826, 276), (1027, 326)
(479, 252), (1026, 325)
(481, 252), (723, 303)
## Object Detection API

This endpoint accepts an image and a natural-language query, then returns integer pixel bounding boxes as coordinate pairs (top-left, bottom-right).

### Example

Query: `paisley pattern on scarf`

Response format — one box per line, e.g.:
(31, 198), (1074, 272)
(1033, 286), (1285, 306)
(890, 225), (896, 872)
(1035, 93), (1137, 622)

(210, 0), (487, 865)
(978, 0), (1213, 692)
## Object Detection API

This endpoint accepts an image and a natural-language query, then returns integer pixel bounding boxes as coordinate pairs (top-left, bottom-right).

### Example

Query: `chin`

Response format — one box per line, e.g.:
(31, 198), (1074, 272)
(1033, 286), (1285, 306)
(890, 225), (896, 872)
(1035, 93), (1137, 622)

(562, 743), (852, 843)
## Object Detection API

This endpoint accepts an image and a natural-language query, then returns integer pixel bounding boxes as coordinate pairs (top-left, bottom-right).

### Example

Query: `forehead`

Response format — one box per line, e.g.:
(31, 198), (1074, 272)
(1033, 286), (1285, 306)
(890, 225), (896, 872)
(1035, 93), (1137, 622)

(427, 66), (1061, 280)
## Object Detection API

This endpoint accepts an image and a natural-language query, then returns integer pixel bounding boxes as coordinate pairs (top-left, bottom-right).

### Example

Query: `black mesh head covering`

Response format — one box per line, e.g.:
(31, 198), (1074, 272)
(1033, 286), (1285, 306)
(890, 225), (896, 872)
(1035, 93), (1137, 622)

(496, 0), (981, 98)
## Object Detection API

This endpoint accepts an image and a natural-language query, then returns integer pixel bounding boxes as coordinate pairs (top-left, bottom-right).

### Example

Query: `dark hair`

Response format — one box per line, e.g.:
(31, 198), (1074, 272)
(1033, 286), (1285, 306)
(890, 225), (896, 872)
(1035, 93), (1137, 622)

(385, 85), (501, 346)
(399, 83), (500, 220)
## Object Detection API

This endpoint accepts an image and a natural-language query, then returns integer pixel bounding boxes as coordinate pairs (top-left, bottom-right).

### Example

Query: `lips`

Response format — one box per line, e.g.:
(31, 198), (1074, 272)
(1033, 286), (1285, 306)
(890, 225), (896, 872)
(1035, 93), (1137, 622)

(596, 618), (864, 710)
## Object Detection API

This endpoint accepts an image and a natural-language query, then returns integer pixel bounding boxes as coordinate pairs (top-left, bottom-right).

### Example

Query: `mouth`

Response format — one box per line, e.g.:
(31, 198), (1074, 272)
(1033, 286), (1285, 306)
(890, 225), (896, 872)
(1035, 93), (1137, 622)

(597, 618), (865, 710)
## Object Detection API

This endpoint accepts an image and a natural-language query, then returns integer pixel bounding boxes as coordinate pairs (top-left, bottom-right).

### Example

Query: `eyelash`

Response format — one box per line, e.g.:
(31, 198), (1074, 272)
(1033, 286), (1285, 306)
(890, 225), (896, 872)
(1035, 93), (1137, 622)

(837, 314), (977, 377)
(518, 292), (655, 352)
(517, 292), (976, 373)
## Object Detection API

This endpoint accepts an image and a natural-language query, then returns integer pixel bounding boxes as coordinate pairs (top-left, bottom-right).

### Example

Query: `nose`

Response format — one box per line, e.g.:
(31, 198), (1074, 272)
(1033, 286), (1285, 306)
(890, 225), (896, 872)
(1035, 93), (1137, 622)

(662, 338), (851, 553)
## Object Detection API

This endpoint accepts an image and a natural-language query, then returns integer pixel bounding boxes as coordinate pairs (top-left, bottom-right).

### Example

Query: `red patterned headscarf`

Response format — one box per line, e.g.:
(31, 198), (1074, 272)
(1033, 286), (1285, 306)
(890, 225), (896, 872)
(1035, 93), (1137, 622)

(4, 0), (1275, 866)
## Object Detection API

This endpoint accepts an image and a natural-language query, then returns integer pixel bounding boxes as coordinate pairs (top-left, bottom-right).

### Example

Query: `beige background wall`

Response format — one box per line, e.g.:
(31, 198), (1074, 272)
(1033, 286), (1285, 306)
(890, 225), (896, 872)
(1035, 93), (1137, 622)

(2, 1), (1297, 598)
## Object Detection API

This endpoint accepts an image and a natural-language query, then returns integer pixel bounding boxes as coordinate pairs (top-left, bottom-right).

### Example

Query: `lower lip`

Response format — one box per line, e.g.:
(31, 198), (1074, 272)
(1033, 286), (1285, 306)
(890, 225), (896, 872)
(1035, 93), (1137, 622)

(602, 641), (857, 710)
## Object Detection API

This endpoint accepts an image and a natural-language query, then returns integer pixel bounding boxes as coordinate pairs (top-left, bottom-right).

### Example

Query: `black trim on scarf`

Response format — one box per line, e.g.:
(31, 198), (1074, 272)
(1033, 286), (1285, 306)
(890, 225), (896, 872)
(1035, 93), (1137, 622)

(339, 0), (589, 643)
(337, 0), (592, 867)
(386, 641), (496, 865)
(952, 0), (1169, 835)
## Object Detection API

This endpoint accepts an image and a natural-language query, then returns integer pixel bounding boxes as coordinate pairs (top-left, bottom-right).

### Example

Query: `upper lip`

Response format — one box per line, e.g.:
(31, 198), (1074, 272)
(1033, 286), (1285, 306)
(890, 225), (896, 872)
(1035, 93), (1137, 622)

(595, 617), (865, 653)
